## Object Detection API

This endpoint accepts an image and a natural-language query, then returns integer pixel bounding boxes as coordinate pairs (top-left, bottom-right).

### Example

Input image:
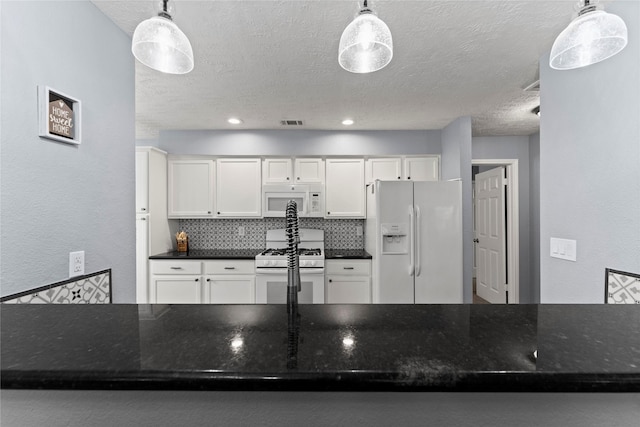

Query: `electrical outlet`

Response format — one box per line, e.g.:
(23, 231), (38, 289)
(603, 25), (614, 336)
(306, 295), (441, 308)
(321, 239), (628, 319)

(69, 251), (85, 277)
(238, 226), (245, 236)
(356, 226), (363, 236)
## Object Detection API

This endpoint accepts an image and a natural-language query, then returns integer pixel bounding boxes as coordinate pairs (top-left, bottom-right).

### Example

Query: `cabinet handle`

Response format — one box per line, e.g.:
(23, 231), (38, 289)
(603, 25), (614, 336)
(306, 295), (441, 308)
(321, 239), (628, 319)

(141, 208), (146, 211)
(407, 176), (411, 179)
(224, 267), (235, 270)
(206, 278), (211, 282)
(140, 217), (146, 221)
(329, 279), (332, 283)
(170, 267), (183, 270)
(195, 278), (199, 282)
(343, 267), (354, 270)
(297, 177), (300, 180)
(397, 176), (401, 180)
(217, 211), (221, 214)
(208, 211), (212, 214)
(327, 211), (330, 215)
(286, 177), (290, 180)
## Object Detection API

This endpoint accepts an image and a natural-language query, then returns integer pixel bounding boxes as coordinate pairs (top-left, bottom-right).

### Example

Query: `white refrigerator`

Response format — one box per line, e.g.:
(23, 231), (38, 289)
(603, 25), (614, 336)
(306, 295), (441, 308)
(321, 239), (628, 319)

(365, 180), (463, 303)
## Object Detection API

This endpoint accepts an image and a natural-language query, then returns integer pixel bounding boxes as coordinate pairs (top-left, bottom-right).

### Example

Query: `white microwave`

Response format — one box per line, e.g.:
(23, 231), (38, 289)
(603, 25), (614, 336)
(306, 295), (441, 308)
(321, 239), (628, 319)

(262, 184), (324, 218)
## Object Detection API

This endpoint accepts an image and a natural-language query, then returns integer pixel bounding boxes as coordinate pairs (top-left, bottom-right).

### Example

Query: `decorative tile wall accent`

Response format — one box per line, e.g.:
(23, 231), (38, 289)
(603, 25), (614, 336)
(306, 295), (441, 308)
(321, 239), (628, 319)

(178, 218), (364, 250)
(1, 270), (112, 304)
(606, 268), (640, 304)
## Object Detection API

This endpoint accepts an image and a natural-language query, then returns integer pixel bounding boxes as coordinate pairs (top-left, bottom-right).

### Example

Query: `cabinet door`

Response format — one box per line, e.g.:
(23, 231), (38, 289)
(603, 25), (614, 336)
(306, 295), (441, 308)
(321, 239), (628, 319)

(205, 276), (255, 304)
(135, 151), (149, 213)
(151, 276), (202, 304)
(168, 160), (215, 218)
(326, 276), (371, 304)
(365, 158), (402, 183)
(216, 159), (261, 217)
(404, 157), (439, 181)
(325, 159), (365, 218)
(294, 158), (325, 184)
(263, 159), (292, 184)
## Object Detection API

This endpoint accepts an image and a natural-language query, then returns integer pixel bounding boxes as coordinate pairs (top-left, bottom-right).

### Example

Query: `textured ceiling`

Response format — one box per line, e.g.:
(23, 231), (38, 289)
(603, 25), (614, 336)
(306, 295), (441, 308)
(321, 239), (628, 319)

(91, 0), (588, 139)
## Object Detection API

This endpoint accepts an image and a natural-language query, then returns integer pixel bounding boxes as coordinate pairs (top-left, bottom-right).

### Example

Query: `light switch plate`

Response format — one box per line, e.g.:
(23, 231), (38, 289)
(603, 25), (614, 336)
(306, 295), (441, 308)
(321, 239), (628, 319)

(69, 251), (85, 277)
(550, 238), (577, 262)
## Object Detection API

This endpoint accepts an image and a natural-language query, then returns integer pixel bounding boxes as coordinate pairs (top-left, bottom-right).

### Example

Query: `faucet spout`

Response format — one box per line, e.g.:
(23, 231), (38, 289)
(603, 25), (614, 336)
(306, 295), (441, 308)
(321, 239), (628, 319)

(286, 200), (301, 307)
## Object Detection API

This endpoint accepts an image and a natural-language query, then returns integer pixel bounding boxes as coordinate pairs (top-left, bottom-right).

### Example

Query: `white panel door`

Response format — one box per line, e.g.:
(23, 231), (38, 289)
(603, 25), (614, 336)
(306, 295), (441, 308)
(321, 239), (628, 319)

(216, 158), (262, 217)
(413, 182), (463, 303)
(135, 151), (149, 213)
(404, 157), (439, 181)
(365, 158), (402, 183)
(151, 276), (202, 304)
(205, 276), (255, 304)
(135, 214), (149, 303)
(326, 276), (371, 303)
(475, 167), (507, 304)
(263, 158), (292, 183)
(168, 160), (215, 218)
(294, 158), (325, 183)
(325, 159), (365, 218)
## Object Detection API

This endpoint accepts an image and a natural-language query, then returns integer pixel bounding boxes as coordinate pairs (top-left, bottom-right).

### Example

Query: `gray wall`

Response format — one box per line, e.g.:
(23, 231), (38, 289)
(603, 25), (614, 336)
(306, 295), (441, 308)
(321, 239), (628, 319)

(0, 1), (136, 301)
(529, 132), (540, 303)
(158, 129), (442, 156)
(472, 135), (533, 303)
(441, 117), (473, 303)
(539, 1), (640, 302)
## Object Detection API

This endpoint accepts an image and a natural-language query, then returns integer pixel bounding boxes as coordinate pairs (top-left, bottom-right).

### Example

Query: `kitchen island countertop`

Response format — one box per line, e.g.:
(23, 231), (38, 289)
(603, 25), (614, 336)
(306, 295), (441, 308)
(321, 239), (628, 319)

(2, 304), (639, 392)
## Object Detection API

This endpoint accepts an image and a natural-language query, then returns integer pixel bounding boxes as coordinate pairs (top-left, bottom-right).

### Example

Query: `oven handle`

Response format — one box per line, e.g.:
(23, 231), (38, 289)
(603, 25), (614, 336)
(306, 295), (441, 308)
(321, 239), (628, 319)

(256, 268), (325, 275)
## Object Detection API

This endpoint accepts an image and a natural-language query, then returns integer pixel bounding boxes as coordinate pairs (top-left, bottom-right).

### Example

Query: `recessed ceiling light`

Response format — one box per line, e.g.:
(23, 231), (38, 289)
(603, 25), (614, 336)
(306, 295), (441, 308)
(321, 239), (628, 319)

(342, 119), (354, 126)
(228, 118), (243, 125)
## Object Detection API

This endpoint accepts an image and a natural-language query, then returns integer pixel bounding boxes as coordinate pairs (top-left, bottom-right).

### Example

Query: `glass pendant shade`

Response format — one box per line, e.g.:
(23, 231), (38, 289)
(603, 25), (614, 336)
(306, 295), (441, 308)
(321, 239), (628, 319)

(339, 12), (393, 73)
(550, 9), (627, 70)
(132, 16), (194, 74)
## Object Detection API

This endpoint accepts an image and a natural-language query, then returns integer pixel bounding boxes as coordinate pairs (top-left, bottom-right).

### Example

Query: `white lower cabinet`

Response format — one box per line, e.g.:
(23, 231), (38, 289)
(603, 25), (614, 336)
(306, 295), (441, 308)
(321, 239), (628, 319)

(325, 259), (371, 304)
(152, 276), (203, 304)
(150, 260), (204, 303)
(203, 260), (255, 304)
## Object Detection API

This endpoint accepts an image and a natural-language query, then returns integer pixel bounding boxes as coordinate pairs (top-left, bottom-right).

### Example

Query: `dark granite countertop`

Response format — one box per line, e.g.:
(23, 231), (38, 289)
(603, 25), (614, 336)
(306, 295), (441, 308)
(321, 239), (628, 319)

(325, 249), (372, 259)
(149, 249), (262, 260)
(2, 304), (639, 392)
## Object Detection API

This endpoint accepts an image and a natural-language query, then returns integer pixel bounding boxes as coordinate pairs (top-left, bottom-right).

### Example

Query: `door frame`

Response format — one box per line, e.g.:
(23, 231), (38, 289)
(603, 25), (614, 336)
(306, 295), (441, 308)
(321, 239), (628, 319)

(472, 159), (519, 304)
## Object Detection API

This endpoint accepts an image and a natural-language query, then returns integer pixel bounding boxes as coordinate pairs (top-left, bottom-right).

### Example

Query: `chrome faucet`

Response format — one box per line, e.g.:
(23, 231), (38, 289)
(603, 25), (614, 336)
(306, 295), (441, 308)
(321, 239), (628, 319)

(286, 200), (301, 369)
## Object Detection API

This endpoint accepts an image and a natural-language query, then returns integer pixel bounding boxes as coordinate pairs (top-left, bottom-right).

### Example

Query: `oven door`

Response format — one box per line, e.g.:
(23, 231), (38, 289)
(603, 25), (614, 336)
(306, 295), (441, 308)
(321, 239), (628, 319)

(255, 268), (325, 304)
(263, 192), (307, 218)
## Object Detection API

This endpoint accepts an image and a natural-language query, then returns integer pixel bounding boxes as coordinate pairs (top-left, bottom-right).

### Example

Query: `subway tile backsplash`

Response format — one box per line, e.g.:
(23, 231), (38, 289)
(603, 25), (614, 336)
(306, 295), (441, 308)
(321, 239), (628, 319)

(178, 218), (364, 250)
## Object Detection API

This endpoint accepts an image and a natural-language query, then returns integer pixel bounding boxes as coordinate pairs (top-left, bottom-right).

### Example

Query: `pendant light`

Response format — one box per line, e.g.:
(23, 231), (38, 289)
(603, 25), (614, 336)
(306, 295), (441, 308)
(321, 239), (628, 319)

(549, 0), (627, 70)
(131, 0), (194, 74)
(339, 0), (393, 73)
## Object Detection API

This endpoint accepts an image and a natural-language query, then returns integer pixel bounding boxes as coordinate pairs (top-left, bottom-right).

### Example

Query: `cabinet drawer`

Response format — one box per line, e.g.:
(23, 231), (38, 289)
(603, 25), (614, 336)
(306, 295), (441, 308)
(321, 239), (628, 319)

(326, 260), (370, 276)
(204, 260), (254, 275)
(151, 260), (202, 275)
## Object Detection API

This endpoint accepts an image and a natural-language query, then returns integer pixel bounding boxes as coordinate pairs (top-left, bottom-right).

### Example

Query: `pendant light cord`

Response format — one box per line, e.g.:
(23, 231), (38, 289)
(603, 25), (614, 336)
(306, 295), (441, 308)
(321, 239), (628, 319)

(158, 0), (172, 20)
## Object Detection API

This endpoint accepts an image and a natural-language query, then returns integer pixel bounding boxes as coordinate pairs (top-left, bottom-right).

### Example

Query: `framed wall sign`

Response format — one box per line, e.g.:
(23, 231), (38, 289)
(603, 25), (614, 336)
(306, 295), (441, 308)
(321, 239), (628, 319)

(38, 85), (82, 145)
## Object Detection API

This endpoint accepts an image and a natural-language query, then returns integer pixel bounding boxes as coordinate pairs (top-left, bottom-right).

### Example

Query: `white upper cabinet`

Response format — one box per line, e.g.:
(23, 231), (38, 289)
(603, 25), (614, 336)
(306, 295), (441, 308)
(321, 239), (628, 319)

(325, 158), (365, 218)
(263, 158), (293, 183)
(404, 157), (439, 181)
(135, 150), (149, 213)
(216, 158), (262, 217)
(294, 158), (325, 184)
(168, 159), (215, 218)
(365, 158), (402, 183)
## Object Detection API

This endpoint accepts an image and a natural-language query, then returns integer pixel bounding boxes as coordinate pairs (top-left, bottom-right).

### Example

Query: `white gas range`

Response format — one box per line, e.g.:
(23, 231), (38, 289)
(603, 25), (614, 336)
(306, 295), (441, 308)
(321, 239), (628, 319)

(255, 228), (325, 304)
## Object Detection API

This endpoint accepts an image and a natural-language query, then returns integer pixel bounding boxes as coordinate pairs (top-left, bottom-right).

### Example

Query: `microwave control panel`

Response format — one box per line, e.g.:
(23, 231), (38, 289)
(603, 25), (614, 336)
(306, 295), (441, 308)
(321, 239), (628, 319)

(309, 192), (321, 213)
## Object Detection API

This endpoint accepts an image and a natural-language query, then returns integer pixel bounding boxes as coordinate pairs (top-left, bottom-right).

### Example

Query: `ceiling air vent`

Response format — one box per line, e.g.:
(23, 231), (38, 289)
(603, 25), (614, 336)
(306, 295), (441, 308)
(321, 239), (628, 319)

(523, 80), (540, 92)
(280, 120), (304, 126)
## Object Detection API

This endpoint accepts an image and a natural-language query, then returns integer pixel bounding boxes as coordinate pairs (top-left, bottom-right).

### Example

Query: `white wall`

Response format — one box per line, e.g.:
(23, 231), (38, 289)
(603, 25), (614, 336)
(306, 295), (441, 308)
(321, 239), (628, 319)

(529, 133), (540, 303)
(0, 1), (136, 301)
(158, 129), (442, 156)
(539, 1), (640, 302)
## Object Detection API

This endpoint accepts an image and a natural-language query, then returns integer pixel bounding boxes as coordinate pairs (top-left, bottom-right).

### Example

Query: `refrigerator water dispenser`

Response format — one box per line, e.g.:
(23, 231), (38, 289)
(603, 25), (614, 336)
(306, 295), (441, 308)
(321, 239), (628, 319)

(380, 223), (408, 254)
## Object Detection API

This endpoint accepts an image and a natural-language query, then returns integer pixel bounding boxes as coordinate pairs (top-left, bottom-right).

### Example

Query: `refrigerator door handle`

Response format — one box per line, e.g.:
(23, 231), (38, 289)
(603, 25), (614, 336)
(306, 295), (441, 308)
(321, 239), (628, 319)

(408, 205), (415, 276)
(415, 206), (421, 277)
